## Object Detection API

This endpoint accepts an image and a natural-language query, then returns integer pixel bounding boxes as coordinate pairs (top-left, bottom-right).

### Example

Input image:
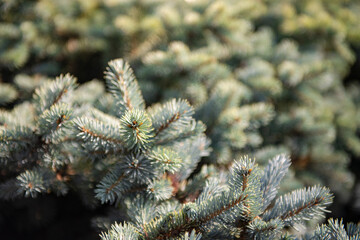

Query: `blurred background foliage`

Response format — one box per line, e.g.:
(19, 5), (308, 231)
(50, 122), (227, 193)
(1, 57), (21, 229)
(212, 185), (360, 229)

(1, 0), (360, 239)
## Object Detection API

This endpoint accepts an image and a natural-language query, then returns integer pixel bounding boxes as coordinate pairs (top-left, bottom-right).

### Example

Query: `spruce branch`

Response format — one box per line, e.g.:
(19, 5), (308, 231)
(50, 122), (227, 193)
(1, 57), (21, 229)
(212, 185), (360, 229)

(263, 186), (333, 226)
(148, 147), (182, 174)
(136, 157), (258, 239)
(95, 167), (129, 204)
(182, 230), (202, 240)
(100, 222), (141, 240)
(105, 58), (145, 112)
(156, 120), (206, 145)
(16, 169), (47, 198)
(95, 153), (155, 204)
(196, 177), (227, 206)
(2, 0), (360, 238)
(347, 222), (360, 237)
(33, 73), (77, 114)
(73, 117), (124, 152)
(173, 133), (210, 181)
(118, 153), (156, 185)
(125, 195), (158, 227)
(0, 125), (38, 165)
(196, 191), (249, 225)
(0, 125), (35, 145)
(101, 154), (336, 239)
(37, 103), (73, 140)
(119, 109), (154, 151)
(260, 154), (291, 210)
(247, 218), (284, 240)
(228, 156), (256, 193)
(310, 218), (360, 239)
(149, 99), (194, 143)
(141, 206), (197, 240)
(147, 178), (174, 201)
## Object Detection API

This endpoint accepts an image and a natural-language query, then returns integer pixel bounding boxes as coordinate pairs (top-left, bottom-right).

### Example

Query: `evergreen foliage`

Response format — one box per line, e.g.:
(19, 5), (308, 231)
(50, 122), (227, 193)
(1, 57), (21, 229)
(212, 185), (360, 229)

(309, 218), (360, 240)
(1, 59), (357, 239)
(99, 154), (337, 239)
(0, 59), (209, 208)
(1, 0), (360, 239)
(0, 0), (121, 76)
(103, 0), (360, 202)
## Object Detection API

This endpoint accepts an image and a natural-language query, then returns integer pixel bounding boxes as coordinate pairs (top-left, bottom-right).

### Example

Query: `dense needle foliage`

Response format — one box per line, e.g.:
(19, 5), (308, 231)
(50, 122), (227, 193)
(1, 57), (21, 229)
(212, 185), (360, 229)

(1, 0), (360, 239)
